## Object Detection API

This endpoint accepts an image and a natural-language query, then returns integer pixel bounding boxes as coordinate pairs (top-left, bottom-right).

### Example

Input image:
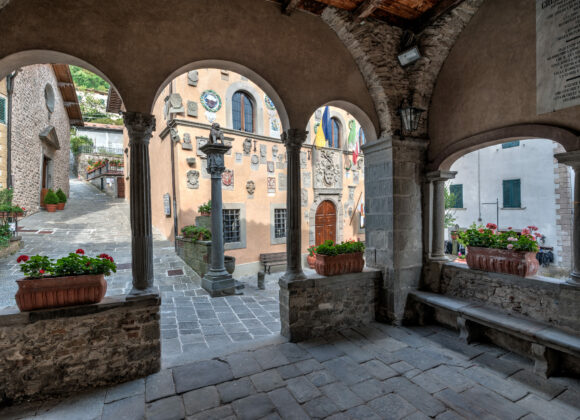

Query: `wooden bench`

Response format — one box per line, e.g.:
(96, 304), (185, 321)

(407, 290), (580, 378)
(259, 252), (287, 274)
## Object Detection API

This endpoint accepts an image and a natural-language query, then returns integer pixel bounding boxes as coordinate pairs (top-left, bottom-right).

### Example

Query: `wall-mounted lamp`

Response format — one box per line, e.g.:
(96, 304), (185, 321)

(397, 30), (421, 67)
(397, 98), (424, 140)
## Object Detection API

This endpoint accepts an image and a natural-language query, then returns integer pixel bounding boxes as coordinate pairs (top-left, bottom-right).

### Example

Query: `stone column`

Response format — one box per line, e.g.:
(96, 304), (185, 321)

(555, 151), (580, 286)
(426, 170), (456, 261)
(123, 112), (156, 297)
(200, 142), (235, 296)
(281, 129), (307, 282)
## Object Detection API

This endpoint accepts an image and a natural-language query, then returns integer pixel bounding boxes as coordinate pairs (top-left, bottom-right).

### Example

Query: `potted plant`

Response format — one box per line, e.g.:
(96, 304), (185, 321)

(181, 225), (211, 242)
(307, 246), (317, 269)
(458, 223), (540, 277)
(198, 200), (212, 216)
(56, 188), (67, 210)
(14, 249), (116, 311)
(43, 189), (59, 212)
(314, 239), (365, 276)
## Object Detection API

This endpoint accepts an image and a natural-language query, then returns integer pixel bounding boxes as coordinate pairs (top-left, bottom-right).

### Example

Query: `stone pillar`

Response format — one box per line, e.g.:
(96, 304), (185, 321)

(281, 129), (307, 282)
(123, 112), (156, 297)
(555, 151), (580, 286)
(426, 171), (456, 261)
(200, 142), (235, 296)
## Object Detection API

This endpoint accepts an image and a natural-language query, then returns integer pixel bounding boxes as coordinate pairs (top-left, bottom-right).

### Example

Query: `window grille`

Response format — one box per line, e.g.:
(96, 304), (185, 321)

(223, 209), (240, 243)
(274, 208), (287, 239)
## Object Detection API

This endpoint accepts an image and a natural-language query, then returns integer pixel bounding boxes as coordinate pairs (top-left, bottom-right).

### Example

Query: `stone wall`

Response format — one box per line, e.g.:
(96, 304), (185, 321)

(176, 237), (210, 277)
(0, 295), (161, 405)
(553, 143), (573, 269)
(11, 65), (70, 214)
(0, 78), (7, 189)
(76, 152), (123, 180)
(424, 263), (580, 335)
(279, 270), (381, 342)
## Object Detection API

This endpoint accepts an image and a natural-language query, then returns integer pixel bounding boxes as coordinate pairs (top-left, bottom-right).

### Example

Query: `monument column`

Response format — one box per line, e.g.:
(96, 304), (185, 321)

(123, 112), (156, 296)
(281, 129), (308, 282)
(200, 139), (235, 296)
(555, 151), (580, 286)
(426, 170), (456, 261)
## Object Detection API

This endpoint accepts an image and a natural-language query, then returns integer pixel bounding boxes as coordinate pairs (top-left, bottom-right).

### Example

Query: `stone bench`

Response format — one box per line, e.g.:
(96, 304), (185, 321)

(407, 290), (580, 378)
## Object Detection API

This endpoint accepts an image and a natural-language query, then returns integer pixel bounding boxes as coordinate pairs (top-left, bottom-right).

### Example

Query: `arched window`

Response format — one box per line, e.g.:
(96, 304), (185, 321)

(232, 91), (254, 133)
(328, 117), (340, 148)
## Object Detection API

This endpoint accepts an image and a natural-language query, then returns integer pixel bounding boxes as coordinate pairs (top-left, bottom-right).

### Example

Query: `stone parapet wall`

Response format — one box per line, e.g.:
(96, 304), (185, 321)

(279, 269), (381, 342)
(0, 295), (161, 405)
(176, 237), (210, 277)
(425, 263), (580, 335)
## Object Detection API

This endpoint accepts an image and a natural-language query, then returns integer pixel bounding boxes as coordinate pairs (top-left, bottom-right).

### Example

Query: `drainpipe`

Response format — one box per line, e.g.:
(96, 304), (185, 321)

(477, 150), (482, 222)
(6, 71), (18, 189)
(169, 82), (179, 251)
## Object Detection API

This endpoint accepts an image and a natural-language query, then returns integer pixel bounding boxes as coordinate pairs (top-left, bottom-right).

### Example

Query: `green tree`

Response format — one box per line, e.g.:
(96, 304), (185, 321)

(70, 134), (93, 156)
(70, 66), (110, 92)
(444, 185), (457, 229)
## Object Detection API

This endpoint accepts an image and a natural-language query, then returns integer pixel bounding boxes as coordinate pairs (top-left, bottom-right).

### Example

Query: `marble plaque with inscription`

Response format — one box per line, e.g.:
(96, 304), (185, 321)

(537, 0), (580, 113)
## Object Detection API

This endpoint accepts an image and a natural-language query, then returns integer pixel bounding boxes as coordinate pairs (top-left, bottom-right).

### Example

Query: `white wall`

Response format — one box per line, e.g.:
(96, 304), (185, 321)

(76, 127), (123, 150)
(448, 139), (559, 254)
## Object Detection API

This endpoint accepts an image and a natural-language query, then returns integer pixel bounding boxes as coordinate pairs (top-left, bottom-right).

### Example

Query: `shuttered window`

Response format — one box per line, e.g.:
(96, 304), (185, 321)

(0, 96), (6, 125)
(449, 184), (463, 208)
(502, 141), (520, 149)
(503, 179), (521, 208)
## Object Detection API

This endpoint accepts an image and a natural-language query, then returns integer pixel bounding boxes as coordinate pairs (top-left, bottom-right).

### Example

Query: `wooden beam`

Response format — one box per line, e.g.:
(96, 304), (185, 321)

(354, 0), (382, 20)
(282, 0), (302, 16)
(57, 82), (74, 88)
(411, 0), (464, 33)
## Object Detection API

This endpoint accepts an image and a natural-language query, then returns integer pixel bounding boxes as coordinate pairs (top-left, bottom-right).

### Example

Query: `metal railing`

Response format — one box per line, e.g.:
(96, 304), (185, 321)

(78, 145), (124, 156)
(86, 161), (124, 180)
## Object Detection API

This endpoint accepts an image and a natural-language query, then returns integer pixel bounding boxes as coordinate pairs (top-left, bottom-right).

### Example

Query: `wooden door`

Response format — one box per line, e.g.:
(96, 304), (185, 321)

(315, 200), (336, 245)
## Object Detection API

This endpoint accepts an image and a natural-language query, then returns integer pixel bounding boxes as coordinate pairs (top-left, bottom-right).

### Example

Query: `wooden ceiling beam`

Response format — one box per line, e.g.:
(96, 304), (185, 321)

(411, 0), (464, 33)
(354, 0), (383, 20)
(282, 0), (303, 15)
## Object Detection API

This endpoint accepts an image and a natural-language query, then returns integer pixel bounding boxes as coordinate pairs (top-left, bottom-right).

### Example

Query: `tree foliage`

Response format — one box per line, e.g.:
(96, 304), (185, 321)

(70, 134), (93, 156)
(70, 66), (110, 92)
(444, 185), (457, 229)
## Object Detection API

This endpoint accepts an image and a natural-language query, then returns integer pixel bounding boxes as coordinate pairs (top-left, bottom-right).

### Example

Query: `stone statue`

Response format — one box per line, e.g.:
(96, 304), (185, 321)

(246, 180), (256, 195)
(209, 123), (225, 144)
(243, 138), (252, 154)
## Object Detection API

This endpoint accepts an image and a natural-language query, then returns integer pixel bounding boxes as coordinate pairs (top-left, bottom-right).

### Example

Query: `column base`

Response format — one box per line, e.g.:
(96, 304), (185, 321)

(429, 254), (451, 262)
(127, 287), (159, 300)
(566, 271), (580, 287)
(280, 270), (307, 283)
(202, 269), (235, 297)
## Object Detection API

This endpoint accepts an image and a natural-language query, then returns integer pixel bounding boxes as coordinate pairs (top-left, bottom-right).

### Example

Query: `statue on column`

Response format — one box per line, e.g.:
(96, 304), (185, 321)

(209, 123), (225, 144)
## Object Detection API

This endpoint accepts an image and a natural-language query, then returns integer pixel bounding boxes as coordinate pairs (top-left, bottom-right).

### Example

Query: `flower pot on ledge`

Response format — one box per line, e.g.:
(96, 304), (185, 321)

(307, 254), (316, 269)
(45, 204), (57, 213)
(15, 274), (107, 311)
(466, 246), (539, 278)
(56, 202), (65, 210)
(315, 252), (364, 276)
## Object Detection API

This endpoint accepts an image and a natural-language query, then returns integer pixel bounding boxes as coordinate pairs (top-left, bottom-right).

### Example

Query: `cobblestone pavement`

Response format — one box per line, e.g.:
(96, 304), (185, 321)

(0, 179), (282, 368)
(4, 322), (580, 419)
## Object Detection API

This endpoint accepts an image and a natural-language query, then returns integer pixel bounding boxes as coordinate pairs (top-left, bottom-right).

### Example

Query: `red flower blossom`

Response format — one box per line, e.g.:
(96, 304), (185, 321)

(75, 249), (85, 255)
(478, 228), (484, 233)
(507, 227), (512, 230)
(86, 262), (91, 266)
(486, 223), (497, 230)
(98, 253), (108, 258)
(522, 227), (531, 236)
(534, 233), (542, 238)
(527, 225), (538, 231)
(22, 207), (26, 211)
(39, 269), (45, 274)
(16, 255), (29, 263)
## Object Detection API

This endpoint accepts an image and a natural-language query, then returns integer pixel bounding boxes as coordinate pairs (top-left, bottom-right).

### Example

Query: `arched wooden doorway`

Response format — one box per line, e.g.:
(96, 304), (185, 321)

(315, 200), (336, 245)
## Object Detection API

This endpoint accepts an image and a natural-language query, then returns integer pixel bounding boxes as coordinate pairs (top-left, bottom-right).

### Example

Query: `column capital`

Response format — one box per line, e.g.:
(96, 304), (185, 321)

(123, 112), (156, 144)
(282, 129), (308, 149)
(426, 170), (457, 182)
(555, 151), (580, 169)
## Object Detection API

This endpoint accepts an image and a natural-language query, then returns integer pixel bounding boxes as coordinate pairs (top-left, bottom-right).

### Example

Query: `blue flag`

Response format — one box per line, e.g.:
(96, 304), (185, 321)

(322, 106), (332, 147)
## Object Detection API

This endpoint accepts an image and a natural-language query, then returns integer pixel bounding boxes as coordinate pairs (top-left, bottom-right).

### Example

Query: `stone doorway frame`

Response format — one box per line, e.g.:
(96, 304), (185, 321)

(308, 193), (343, 246)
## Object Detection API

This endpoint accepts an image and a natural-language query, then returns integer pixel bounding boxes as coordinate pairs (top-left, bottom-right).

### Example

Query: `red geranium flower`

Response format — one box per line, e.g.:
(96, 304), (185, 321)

(478, 228), (484, 233)
(486, 223), (497, 230)
(16, 255), (29, 263)
(98, 253), (108, 258)
(76, 249), (85, 255)
(86, 262), (91, 266)
(39, 269), (45, 274)
(527, 225), (538, 231)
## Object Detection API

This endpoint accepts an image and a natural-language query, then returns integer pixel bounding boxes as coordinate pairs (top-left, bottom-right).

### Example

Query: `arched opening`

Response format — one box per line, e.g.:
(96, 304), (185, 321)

(232, 90), (255, 133)
(315, 200), (336, 245)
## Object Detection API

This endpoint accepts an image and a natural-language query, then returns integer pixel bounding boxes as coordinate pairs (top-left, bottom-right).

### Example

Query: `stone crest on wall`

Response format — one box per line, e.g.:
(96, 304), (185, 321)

(246, 180), (255, 195)
(187, 70), (199, 86)
(222, 169), (234, 190)
(267, 177), (276, 193)
(186, 170), (199, 189)
(301, 189), (308, 207)
(187, 101), (198, 118)
(182, 133), (192, 150)
(260, 144), (267, 164)
(243, 138), (252, 155)
(314, 150), (341, 189)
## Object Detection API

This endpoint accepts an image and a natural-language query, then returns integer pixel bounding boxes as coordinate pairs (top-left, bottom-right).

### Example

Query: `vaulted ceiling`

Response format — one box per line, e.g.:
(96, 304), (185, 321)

(278, 0), (463, 31)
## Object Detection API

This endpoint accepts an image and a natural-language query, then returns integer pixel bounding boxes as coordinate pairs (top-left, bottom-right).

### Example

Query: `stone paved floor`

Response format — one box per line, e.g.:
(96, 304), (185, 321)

(3, 322), (579, 420)
(0, 179), (282, 368)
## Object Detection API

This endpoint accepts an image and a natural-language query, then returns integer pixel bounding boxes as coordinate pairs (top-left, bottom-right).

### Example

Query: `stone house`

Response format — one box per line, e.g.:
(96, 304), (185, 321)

(126, 69), (366, 275)
(0, 64), (82, 213)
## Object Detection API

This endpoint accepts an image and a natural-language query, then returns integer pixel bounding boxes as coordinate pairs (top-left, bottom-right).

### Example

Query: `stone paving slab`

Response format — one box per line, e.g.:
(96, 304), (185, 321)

(5, 321), (580, 420)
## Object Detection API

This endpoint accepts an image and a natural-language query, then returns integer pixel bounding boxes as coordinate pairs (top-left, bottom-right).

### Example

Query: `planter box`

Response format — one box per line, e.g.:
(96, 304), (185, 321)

(15, 274), (107, 311)
(195, 215), (211, 231)
(315, 252), (364, 276)
(176, 236), (211, 277)
(466, 246), (539, 277)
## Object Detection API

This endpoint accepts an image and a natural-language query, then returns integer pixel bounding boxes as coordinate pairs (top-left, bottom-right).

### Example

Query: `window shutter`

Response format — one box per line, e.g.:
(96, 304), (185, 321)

(502, 141), (520, 149)
(503, 179), (521, 208)
(0, 96), (6, 124)
(450, 184), (463, 208)
(513, 179), (521, 208)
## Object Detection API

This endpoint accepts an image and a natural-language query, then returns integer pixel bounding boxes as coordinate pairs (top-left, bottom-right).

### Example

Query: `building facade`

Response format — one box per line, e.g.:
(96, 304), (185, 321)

(0, 64), (80, 214)
(137, 69), (366, 274)
(448, 139), (574, 268)
(76, 122), (124, 154)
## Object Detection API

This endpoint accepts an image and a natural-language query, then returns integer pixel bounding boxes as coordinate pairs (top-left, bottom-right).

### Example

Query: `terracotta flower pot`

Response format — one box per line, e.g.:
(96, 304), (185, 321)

(45, 204), (57, 212)
(15, 274), (107, 311)
(307, 254), (316, 269)
(315, 252), (364, 276)
(466, 246), (539, 277)
(56, 202), (65, 210)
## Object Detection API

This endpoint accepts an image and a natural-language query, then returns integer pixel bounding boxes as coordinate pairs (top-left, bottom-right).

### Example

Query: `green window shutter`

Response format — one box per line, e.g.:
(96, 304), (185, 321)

(450, 184), (463, 208)
(0, 96), (6, 125)
(503, 179), (521, 208)
(502, 141), (520, 149)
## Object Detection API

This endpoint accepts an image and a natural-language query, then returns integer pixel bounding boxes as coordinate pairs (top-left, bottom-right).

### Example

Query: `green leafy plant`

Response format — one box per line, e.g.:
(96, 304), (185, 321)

(444, 185), (457, 229)
(307, 246), (317, 257)
(181, 225), (211, 242)
(315, 239), (365, 256)
(70, 134), (93, 156)
(198, 200), (212, 215)
(458, 223), (540, 253)
(56, 188), (67, 204)
(0, 223), (11, 248)
(43, 189), (59, 205)
(17, 249), (117, 279)
(0, 188), (14, 207)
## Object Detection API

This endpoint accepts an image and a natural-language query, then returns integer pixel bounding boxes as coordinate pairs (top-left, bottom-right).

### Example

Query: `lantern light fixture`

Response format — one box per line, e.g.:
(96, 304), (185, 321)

(397, 98), (425, 140)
